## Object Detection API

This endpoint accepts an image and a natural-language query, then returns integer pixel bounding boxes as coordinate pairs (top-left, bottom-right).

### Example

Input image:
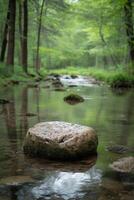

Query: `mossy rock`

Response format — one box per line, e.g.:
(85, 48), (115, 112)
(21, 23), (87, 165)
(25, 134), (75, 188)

(70, 75), (78, 79)
(64, 94), (84, 105)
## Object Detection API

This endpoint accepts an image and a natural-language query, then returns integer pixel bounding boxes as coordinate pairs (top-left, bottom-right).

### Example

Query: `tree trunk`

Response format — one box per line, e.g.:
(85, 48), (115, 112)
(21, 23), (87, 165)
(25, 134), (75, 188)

(35, 0), (46, 74)
(6, 0), (16, 70)
(0, 1), (10, 62)
(19, 0), (28, 73)
(22, 0), (28, 73)
(19, 2), (23, 65)
(124, 0), (134, 64)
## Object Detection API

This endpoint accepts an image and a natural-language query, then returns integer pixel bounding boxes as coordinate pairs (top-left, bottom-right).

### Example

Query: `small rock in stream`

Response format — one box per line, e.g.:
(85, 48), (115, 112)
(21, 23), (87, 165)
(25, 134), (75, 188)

(70, 75), (78, 79)
(106, 145), (133, 154)
(64, 94), (84, 105)
(109, 157), (134, 173)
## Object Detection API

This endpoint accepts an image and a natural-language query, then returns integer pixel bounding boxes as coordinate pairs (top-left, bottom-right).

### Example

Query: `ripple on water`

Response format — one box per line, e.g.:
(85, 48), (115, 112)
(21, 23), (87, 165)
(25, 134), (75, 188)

(29, 167), (102, 200)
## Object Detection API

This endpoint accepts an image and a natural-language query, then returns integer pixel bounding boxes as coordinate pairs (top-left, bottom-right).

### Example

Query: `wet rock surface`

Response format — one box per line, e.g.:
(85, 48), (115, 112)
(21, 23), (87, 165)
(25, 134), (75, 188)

(23, 121), (98, 160)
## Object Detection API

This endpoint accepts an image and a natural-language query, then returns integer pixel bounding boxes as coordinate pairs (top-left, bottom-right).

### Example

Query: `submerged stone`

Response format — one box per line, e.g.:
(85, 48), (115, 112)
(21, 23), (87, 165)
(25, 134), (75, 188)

(109, 157), (134, 173)
(23, 121), (98, 160)
(106, 145), (131, 154)
(64, 94), (84, 105)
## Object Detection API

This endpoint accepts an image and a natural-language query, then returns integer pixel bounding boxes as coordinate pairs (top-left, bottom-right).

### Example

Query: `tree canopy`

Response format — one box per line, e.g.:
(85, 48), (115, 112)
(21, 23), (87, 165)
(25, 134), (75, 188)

(0, 0), (134, 73)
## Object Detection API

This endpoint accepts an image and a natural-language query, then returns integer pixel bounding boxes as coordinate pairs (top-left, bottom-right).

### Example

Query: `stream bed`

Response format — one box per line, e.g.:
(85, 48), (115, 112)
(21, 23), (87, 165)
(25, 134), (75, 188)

(0, 76), (134, 200)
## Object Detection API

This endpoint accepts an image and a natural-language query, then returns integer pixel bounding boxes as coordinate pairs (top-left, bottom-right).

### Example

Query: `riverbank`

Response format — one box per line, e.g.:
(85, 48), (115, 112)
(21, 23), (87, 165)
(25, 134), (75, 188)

(0, 65), (134, 88)
(49, 67), (134, 88)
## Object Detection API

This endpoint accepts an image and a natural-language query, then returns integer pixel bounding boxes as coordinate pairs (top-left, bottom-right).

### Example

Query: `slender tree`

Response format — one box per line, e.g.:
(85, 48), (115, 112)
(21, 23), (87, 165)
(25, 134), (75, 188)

(19, 1), (23, 64)
(124, 0), (134, 65)
(19, 0), (28, 73)
(6, 0), (16, 69)
(22, 0), (28, 72)
(35, 0), (47, 74)
(0, 1), (10, 62)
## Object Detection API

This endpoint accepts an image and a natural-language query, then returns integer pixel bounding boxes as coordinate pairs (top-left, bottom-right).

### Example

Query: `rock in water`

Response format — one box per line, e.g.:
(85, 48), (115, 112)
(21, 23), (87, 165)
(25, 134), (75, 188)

(64, 94), (84, 105)
(106, 145), (130, 154)
(109, 157), (134, 173)
(23, 121), (98, 160)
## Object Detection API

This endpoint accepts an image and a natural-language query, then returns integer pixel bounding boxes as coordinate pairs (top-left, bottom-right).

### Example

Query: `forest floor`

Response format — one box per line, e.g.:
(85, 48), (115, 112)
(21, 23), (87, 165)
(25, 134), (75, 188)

(0, 65), (134, 88)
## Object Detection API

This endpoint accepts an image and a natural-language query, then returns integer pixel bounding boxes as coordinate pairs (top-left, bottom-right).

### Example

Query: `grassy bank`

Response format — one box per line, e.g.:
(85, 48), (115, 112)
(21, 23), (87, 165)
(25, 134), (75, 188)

(0, 64), (47, 86)
(48, 67), (134, 88)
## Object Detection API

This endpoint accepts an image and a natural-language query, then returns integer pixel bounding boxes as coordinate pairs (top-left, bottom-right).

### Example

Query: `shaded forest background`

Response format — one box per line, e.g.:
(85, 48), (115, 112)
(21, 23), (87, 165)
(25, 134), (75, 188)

(0, 0), (134, 75)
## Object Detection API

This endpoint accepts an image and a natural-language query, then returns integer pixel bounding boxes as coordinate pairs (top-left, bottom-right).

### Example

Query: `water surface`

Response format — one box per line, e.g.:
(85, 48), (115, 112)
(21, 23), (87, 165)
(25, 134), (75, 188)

(0, 77), (134, 200)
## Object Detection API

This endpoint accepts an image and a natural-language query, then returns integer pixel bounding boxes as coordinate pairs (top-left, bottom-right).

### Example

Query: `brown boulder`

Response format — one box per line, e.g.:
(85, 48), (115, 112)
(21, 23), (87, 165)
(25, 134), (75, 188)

(23, 121), (98, 160)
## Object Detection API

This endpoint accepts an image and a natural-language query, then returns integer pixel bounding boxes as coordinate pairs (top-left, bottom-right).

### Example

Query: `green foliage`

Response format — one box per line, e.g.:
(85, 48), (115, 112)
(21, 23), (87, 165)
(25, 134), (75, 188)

(0, 0), (134, 82)
(108, 73), (134, 88)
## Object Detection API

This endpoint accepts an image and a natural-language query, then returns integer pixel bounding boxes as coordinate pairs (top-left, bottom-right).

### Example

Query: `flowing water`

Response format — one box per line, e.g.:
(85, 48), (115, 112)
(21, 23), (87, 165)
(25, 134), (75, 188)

(0, 76), (134, 200)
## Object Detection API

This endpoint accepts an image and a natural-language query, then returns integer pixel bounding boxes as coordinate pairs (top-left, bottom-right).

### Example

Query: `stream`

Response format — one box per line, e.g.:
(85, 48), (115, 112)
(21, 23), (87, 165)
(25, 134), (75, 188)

(0, 75), (134, 200)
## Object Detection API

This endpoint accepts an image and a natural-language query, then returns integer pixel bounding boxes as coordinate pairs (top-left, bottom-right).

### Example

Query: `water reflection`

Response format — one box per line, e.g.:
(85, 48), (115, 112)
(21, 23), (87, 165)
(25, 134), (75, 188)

(20, 87), (28, 136)
(18, 167), (102, 200)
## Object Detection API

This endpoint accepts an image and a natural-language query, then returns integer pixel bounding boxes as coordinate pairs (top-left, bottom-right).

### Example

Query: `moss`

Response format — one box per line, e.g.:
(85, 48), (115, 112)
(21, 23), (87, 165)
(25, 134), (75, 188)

(64, 94), (84, 105)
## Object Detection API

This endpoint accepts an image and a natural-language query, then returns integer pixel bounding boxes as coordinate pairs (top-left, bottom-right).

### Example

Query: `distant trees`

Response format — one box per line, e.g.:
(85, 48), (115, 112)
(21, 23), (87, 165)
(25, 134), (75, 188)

(0, 0), (133, 73)
(0, 0), (28, 73)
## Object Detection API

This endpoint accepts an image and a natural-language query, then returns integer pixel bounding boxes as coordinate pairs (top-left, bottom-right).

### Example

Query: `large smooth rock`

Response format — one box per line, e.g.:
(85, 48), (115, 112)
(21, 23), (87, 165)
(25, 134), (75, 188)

(23, 121), (98, 160)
